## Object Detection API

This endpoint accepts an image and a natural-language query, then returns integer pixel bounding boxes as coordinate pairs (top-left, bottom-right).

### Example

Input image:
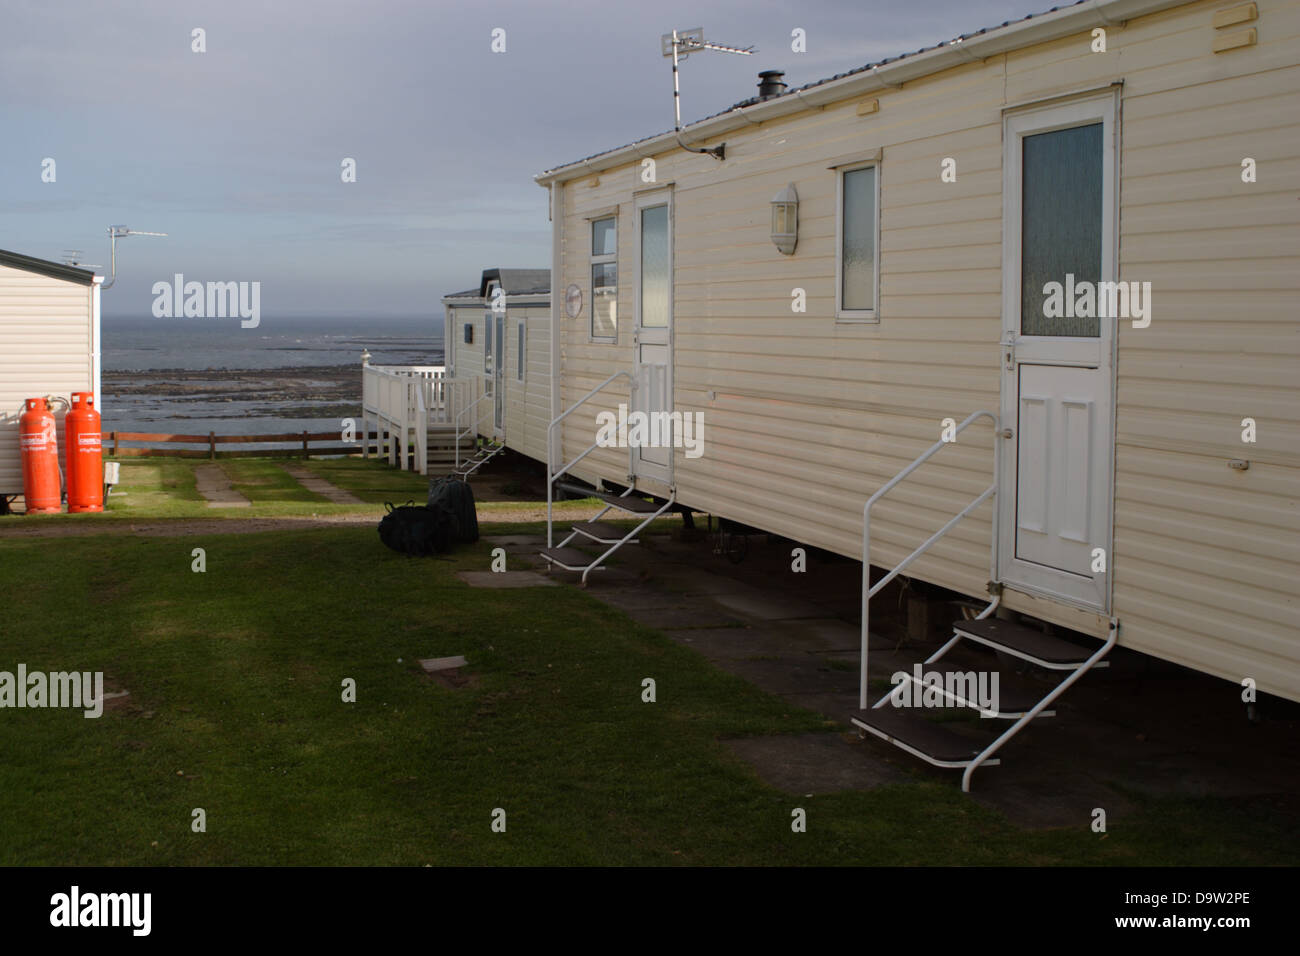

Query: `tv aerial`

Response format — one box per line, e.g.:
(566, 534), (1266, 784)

(660, 27), (754, 160)
(101, 224), (167, 290)
(61, 250), (102, 269)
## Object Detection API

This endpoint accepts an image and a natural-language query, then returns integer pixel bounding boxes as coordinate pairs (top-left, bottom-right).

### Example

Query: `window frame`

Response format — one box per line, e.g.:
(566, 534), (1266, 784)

(835, 159), (882, 323)
(589, 213), (618, 343)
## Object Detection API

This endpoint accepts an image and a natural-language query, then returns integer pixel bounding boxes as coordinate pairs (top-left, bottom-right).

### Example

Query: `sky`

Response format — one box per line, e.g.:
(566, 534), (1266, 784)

(1, 0), (1057, 319)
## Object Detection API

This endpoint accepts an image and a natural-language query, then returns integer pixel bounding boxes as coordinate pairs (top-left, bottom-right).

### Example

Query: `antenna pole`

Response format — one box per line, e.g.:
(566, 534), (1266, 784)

(101, 225), (167, 291)
(672, 29), (683, 132)
(663, 27), (751, 162)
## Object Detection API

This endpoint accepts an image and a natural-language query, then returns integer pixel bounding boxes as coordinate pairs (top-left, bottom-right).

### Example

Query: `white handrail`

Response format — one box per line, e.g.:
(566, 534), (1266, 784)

(859, 410), (999, 710)
(455, 382), (492, 473)
(960, 619), (1117, 791)
(546, 370), (633, 548)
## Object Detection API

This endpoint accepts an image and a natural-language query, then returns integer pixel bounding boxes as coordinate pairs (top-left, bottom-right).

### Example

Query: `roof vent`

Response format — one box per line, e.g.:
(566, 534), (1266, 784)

(756, 70), (787, 100)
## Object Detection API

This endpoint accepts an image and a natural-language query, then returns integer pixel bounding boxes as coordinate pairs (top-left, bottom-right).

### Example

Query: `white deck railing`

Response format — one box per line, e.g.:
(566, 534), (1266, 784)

(361, 362), (492, 475)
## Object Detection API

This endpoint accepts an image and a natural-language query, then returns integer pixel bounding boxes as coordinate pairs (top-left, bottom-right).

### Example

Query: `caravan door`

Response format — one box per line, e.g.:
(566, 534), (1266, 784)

(998, 92), (1118, 612)
(632, 188), (673, 486)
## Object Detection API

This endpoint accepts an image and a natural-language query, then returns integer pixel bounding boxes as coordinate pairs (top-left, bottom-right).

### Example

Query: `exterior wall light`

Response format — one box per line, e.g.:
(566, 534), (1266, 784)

(770, 183), (799, 255)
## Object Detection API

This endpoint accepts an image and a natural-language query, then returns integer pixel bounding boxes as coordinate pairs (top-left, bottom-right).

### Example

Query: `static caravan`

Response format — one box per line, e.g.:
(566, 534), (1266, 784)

(0, 249), (102, 511)
(438, 268), (552, 471)
(534, 0), (1300, 783)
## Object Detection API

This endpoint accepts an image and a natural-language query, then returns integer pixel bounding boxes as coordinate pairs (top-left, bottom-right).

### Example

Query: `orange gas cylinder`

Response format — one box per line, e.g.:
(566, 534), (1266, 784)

(65, 391), (103, 513)
(19, 397), (61, 514)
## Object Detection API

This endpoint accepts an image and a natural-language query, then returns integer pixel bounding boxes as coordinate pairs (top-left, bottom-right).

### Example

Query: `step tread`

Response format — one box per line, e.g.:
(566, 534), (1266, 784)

(570, 521), (637, 543)
(888, 666), (1048, 715)
(593, 490), (661, 513)
(953, 617), (1094, 666)
(850, 707), (991, 764)
(555, 480), (663, 513)
(538, 546), (598, 569)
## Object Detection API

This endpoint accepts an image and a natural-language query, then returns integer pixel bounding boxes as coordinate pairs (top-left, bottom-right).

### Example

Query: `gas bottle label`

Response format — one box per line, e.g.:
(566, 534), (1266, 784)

(20, 435), (50, 449)
(77, 435), (101, 447)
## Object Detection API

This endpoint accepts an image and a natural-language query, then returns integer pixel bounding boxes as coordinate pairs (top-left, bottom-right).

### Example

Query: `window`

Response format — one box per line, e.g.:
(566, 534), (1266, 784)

(837, 163), (879, 320)
(591, 216), (617, 340)
(639, 204), (669, 328)
(516, 319), (525, 382)
(1020, 123), (1102, 337)
(483, 309), (493, 376)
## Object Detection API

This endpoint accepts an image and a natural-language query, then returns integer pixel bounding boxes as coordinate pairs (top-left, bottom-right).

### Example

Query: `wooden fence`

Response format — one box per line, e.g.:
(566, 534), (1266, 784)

(102, 430), (390, 460)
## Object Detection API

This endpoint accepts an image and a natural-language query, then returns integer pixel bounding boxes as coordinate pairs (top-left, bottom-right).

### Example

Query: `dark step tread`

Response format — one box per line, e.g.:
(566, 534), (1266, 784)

(556, 481), (661, 514)
(886, 666), (1050, 715)
(571, 521), (638, 544)
(850, 707), (993, 764)
(538, 546), (599, 569)
(596, 491), (660, 514)
(953, 617), (1094, 666)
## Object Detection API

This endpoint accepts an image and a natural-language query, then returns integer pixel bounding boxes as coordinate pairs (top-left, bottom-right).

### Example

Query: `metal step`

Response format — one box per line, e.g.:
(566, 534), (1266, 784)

(570, 521), (639, 545)
(554, 481), (662, 514)
(588, 490), (661, 514)
(880, 667), (1055, 719)
(850, 707), (1000, 769)
(952, 617), (1101, 670)
(538, 546), (603, 572)
(455, 442), (505, 477)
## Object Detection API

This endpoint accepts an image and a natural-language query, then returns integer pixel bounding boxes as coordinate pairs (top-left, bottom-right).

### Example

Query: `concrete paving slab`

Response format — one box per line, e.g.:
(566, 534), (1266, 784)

(193, 463), (250, 508)
(456, 571), (558, 588)
(711, 587), (831, 622)
(281, 463), (363, 503)
(668, 626), (835, 661)
(713, 657), (860, 700)
(617, 602), (745, 630)
(650, 565), (763, 596)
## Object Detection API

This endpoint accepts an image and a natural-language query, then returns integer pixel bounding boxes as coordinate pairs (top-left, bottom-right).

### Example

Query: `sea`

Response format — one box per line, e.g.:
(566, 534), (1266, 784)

(101, 315), (444, 439)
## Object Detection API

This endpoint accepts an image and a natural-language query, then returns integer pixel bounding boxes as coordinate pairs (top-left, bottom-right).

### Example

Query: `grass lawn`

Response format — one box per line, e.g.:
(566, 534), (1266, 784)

(11, 456), (606, 525)
(0, 524), (1292, 865)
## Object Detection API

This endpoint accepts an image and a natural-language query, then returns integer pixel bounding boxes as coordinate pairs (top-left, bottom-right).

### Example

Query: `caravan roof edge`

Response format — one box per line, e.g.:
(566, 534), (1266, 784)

(533, 0), (1197, 186)
(0, 248), (96, 286)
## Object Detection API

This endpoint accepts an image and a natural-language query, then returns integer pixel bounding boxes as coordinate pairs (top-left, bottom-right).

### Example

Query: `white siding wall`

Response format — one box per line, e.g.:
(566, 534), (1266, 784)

(501, 303), (552, 465)
(552, 0), (1300, 699)
(0, 263), (96, 496)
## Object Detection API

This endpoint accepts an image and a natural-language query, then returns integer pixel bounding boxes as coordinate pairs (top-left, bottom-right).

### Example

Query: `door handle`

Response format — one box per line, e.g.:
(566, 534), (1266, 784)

(999, 428), (1014, 439)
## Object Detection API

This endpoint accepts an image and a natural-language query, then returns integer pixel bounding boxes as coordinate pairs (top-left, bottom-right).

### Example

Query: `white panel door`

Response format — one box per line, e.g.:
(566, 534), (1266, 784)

(998, 92), (1118, 612)
(633, 189), (673, 485)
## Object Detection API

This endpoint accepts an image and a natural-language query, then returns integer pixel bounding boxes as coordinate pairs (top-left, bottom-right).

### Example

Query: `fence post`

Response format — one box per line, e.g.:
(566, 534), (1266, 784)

(209, 431), (215, 460)
(302, 431), (309, 460)
(111, 431), (119, 456)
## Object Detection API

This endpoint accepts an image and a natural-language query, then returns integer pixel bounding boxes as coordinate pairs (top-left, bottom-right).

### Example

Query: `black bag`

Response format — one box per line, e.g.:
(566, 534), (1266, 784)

(427, 477), (479, 544)
(377, 501), (453, 555)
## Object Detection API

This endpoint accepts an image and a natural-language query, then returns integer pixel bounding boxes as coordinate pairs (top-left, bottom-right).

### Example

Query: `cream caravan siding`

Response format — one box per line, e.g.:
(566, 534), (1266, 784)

(501, 303), (551, 465)
(449, 304), (484, 381)
(552, 0), (1300, 699)
(0, 262), (95, 496)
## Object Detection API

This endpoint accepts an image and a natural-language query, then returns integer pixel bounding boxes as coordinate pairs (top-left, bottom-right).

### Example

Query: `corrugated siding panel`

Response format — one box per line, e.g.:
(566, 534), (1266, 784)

(554, 0), (1300, 699)
(522, 306), (551, 465)
(501, 304), (551, 464)
(1110, 2), (1300, 699)
(0, 263), (95, 495)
